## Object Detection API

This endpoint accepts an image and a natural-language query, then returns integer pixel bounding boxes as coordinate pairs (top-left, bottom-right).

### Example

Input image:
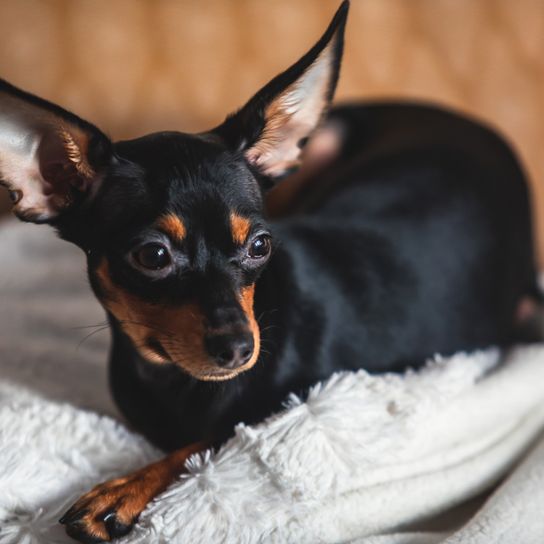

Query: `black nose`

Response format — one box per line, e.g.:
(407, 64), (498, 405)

(205, 332), (254, 369)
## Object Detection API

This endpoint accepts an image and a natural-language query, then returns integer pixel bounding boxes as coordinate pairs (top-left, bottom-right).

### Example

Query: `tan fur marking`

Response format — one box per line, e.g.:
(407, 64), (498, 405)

(230, 213), (251, 245)
(95, 260), (261, 381)
(157, 213), (186, 241)
(58, 128), (95, 179)
(239, 284), (261, 369)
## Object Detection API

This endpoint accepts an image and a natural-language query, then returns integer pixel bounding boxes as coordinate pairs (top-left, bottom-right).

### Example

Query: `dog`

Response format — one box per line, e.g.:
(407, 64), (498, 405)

(0, 1), (540, 541)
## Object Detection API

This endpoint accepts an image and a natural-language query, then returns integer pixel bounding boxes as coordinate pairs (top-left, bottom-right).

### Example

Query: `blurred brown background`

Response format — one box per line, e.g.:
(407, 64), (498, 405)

(1, 0), (544, 261)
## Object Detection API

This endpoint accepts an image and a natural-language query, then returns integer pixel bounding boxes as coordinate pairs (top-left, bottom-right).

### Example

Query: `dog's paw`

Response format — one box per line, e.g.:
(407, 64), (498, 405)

(59, 474), (151, 543)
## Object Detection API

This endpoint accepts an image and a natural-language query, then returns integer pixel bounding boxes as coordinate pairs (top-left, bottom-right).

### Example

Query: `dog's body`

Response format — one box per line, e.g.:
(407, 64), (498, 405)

(0, 2), (539, 541)
(112, 101), (537, 452)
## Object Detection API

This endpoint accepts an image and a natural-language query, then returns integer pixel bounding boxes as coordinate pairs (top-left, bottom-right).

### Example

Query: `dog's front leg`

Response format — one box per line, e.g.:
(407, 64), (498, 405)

(59, 441), (205, 543)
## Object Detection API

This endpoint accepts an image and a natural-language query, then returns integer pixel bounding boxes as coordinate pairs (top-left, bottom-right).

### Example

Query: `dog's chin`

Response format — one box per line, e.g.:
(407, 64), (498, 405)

(193, 366), (251, 382)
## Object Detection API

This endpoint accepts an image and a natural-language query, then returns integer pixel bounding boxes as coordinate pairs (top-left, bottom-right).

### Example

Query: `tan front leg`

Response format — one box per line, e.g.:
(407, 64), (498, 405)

(60, 442), (205, 543)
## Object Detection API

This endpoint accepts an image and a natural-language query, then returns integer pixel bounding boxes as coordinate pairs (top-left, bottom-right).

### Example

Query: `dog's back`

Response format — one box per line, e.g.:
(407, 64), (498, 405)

(261, 102), (537, 383)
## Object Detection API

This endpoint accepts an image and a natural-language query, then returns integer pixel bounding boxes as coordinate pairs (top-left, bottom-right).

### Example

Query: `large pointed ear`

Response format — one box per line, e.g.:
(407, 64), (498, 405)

(213, 1), (349, 183)
(0, 79), (112, 223)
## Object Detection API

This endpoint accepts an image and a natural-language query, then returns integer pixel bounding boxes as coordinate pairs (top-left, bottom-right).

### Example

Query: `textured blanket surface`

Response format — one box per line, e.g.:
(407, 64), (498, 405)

(1, 219), (544, 544)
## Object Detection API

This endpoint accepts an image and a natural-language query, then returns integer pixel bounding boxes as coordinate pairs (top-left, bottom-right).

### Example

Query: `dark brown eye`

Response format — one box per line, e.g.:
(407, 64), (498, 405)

(134, 243), (171, 270)
(248, 234), (271, 260)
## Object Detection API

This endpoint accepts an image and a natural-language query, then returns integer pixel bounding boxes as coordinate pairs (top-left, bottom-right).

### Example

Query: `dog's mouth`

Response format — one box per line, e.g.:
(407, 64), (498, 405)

(144, 338), (170, 361)
(142, 335), (260, 381)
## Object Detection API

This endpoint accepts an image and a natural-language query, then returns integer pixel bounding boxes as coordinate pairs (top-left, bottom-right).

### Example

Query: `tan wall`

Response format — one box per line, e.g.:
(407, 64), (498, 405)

(1, 0), (544, 261)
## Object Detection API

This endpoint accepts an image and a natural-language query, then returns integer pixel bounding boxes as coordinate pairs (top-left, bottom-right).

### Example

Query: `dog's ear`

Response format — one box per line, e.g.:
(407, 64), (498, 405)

(213, 1), (349, 184)
(0, 79), (112, 223)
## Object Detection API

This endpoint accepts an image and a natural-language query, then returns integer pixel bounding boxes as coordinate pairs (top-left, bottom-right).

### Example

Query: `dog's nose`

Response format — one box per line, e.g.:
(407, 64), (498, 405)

(205, 332), (254, 369)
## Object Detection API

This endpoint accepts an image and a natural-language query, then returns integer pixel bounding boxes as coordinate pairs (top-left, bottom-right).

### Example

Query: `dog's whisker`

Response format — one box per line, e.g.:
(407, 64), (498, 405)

(76, 326), (111, 351)
(258, 325), (279, 334)
(118, 319), (177, 338)
(256, 308), (279, 324)
(70, 321), (109, 331)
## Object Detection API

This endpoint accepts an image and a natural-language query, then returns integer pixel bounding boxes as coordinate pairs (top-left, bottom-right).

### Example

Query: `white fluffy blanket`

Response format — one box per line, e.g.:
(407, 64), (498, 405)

(1, 219), (544, 544)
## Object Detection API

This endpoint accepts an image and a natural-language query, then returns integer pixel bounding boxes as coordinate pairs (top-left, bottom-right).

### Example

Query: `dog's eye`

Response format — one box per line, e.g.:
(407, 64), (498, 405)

(248, 234), (271, 260)
(134, 243), (171, 270)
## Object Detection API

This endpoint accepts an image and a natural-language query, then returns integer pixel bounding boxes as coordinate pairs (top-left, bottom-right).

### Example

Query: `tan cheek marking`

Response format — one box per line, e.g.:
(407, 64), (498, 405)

(94, 261), (261, 381)
(239, 284), (261, 369)
(230, 213), (251, 245)
(157, 213), (186, 241)
(95, 259), (212, 378)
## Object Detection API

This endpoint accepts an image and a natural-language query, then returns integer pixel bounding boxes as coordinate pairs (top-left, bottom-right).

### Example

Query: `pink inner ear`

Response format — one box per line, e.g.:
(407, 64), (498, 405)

(38, 133), (87, 198)
(246, 93), (330, 178)
(1, 81), (104, 222)
(39, 131), (91, 195)
(0, 127), (94, 222)
(245, 33), (337, 178)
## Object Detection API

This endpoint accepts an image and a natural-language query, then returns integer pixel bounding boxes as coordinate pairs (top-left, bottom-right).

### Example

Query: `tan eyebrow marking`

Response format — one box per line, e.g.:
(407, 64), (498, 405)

(230, 213), (251, 245)
(157, 213), (186, 241)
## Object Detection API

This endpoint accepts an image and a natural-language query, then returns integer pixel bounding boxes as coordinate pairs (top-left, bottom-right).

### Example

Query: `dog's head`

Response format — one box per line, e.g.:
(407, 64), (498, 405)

(0, 2), (348, 380)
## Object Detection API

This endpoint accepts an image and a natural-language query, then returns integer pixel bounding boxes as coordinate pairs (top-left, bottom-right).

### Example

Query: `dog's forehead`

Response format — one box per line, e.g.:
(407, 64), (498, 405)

(107, 132), (263, 247)
(114, 131), (262, 211)
(115, 132), (252, 190)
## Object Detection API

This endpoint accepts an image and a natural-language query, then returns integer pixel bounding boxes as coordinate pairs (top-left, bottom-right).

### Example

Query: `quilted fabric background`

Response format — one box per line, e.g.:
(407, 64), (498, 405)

(0, 0), (543, 262)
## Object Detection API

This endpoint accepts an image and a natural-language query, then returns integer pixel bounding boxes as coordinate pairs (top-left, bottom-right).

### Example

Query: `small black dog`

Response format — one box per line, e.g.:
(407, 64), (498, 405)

(0, 2), (540, 542)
